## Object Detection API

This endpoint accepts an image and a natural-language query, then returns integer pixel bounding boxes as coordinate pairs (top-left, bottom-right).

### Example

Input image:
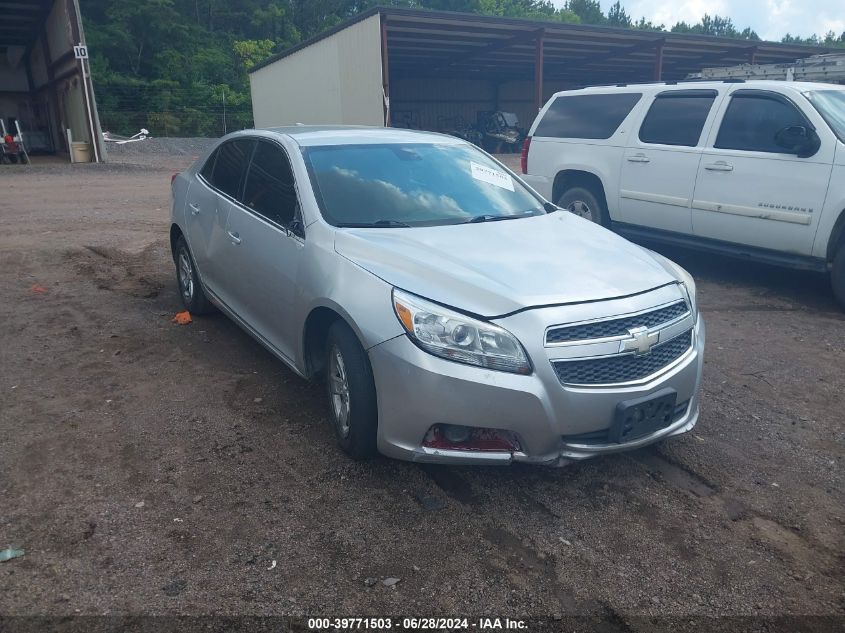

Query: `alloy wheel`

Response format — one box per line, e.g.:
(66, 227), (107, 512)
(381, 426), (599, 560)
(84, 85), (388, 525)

(178, 251), (194, 303)
(328, 346), (351, 437)
(567, 200), (595, 222)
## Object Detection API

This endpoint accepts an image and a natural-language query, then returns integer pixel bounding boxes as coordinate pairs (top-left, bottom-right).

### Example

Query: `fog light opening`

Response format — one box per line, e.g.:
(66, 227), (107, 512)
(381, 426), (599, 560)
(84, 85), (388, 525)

(442, 424), (472, 444)
(422, 424), (522, 452)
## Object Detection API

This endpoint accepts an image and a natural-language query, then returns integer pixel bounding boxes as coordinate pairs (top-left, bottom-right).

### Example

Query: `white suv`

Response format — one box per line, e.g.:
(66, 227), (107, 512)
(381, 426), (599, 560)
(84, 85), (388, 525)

(521, 80), (845, 307)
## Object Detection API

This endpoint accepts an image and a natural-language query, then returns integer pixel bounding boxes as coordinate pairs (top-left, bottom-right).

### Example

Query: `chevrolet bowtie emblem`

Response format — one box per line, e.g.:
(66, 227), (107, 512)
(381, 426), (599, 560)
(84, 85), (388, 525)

(620, 326), (659, 355)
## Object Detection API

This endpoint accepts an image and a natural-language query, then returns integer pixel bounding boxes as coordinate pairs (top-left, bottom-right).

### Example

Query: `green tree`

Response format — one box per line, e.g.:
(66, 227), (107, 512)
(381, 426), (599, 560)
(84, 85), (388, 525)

(606, 1), (631, 28)
(233, 39), (277, 71)
(631, 16), (664, 32)
(671, 14), (759, 40)
(566, 0), (605, 25)
(478, 0), (579, 22)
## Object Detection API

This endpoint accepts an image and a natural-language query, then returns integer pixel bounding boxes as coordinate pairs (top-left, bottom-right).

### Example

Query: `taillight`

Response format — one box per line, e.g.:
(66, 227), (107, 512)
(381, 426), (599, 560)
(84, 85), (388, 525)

(171, 173), (179, 185)
(520, 136), (532, 174)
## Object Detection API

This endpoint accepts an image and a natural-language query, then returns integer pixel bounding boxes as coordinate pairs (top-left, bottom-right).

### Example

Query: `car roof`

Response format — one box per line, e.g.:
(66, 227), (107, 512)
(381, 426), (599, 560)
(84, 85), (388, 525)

(257, 125), (465, 147)
(554, 80), (845, 96)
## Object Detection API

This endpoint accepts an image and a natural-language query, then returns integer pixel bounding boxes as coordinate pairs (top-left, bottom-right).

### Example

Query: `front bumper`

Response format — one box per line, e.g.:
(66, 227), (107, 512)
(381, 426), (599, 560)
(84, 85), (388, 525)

(368, 306), (705, 467)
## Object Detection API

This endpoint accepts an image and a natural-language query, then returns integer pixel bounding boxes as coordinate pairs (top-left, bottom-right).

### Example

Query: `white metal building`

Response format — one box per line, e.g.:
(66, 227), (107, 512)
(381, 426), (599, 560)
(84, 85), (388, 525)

(249, 7), (833, 133)
(0, 0), (106, 161)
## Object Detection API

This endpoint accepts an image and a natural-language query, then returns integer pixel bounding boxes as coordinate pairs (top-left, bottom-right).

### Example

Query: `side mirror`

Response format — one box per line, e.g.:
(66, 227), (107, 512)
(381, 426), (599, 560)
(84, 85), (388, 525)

(774, 125), (820, 158)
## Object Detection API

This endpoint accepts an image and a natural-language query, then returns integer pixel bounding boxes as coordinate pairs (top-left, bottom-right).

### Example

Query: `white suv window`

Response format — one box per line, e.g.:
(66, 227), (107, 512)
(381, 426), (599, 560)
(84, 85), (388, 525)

(534, 93), (642, 139)
(715, 91), (809, 153)
(638, 90), (717, 147)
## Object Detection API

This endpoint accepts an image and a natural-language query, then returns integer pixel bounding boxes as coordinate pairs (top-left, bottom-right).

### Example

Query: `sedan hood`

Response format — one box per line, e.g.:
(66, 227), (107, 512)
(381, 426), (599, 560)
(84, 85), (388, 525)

(334, 212), (678, 317)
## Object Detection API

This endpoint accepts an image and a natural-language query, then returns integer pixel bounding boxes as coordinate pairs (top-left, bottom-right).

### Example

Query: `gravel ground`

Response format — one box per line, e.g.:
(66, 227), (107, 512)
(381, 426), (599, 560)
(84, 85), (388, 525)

(103, 137), (216, 166)
(0, 144), (843, 630)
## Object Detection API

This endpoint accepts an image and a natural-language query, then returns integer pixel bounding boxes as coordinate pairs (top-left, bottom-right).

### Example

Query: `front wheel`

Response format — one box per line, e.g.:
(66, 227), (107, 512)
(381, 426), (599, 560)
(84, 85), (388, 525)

(325, 321), (379, 460)
(557, 186), (607, 226)
(832, 244), (845, 309)
(174, 237), (214, 315)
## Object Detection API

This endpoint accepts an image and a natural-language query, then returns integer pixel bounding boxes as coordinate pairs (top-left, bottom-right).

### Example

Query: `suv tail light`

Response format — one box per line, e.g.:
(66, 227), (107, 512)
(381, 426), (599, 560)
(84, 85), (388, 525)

(171, 173), (179, 185)
(520, 136), (532, 174)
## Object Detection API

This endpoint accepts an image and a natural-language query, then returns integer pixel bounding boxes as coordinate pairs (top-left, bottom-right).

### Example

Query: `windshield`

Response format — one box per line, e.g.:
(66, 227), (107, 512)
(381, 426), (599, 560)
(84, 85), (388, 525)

(805, 90), (845, 142)
(302, 143), (545, 227)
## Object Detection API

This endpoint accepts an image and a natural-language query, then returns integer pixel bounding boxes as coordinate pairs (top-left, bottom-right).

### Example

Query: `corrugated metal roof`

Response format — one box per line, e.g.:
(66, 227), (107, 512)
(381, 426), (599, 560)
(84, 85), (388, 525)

(0, 0), (53, 51)
(249, 6), (833, 84)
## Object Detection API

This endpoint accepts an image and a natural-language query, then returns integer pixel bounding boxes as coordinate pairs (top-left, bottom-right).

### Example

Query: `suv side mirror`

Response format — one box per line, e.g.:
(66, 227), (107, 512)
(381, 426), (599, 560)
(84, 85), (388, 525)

(774, 125), (820, 158)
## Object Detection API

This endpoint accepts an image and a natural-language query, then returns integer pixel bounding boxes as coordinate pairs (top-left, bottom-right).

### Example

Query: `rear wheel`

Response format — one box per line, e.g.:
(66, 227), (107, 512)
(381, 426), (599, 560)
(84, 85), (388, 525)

(174, 237), (214, 315)
(832, 243), (845, 309)
(557, 186), (606, 226)
(325, 321), (379, 460)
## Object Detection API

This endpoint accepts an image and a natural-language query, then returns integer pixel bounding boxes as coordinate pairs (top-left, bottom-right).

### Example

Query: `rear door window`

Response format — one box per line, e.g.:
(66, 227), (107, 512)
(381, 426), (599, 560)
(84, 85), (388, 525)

(534, 93), (642, 139)
(638, 90), (717, 147)
(242, 140), (299, 227)
(210, 139), (255, 200)
(715, 92), (808, 153)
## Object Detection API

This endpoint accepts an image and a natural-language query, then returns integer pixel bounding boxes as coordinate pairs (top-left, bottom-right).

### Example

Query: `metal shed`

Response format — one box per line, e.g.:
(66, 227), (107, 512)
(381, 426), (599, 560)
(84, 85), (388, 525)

(0, 0), (105, 162)
(249, 7), (833, 133)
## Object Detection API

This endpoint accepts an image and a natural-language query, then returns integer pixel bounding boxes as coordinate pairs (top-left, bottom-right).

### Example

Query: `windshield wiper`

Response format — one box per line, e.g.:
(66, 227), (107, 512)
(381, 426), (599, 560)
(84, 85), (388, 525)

(464, 214), (520, 224)
(463, 208), (544, 224)
(336, 220), (411, 228)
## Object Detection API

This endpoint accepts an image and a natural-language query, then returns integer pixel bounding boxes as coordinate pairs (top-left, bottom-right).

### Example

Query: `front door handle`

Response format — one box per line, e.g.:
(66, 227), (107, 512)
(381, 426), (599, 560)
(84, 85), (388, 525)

(227, 231), (242, 245)
(704, 161), (734, 172)
(627, 154), (650, 163)
(189, 203), (200, 216)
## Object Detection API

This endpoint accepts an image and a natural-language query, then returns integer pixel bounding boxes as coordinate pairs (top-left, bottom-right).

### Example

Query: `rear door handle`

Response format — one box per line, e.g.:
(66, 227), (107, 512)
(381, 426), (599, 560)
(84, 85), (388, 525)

(704, 162), (734, 172)
(227, 231), (242, 245)
(627, 154), (650, 163)
(189, 203), (200, 215)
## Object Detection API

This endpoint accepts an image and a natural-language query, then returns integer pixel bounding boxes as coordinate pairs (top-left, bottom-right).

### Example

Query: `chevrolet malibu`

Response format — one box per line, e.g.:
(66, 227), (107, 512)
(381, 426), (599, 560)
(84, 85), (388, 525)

(170, 127), (705, 466)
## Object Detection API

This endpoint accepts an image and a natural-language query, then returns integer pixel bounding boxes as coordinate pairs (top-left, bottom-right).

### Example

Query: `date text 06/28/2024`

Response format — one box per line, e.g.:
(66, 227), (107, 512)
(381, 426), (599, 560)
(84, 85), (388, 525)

(307, 618), (528, 630)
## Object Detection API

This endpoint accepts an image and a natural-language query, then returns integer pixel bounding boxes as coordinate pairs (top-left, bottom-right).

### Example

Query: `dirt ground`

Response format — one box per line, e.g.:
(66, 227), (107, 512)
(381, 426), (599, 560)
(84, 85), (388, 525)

(1, 147), (843, 629)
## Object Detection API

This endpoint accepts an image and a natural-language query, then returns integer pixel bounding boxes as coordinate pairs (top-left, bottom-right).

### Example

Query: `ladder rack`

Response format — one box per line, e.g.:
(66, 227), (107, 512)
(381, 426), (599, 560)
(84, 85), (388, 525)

(687, 53), (845, 84)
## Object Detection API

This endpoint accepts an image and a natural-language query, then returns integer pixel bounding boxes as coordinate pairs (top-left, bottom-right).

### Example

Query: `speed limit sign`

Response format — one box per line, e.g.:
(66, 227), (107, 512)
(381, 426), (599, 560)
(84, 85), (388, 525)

(74, 44), (89, 59)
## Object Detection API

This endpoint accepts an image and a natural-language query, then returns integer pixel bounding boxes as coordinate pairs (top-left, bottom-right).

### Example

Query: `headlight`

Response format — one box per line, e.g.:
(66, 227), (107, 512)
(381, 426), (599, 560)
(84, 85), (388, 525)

(392, 289), (532, 375)
(674, 266), (697, 315)
(647, 251), (698, 315)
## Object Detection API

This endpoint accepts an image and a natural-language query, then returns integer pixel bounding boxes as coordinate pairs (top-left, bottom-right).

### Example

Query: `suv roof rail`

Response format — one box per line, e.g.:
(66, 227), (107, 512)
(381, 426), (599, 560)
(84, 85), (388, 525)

(583, 78), (746, 89)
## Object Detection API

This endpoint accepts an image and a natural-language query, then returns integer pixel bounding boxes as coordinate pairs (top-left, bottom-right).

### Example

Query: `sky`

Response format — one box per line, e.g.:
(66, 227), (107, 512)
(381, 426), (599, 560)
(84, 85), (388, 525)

(552, 0), (845, 41)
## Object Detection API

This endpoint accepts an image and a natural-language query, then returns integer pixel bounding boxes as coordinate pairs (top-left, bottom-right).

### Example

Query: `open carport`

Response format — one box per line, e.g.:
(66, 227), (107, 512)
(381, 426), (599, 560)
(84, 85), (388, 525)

(249, 6), (832, 134)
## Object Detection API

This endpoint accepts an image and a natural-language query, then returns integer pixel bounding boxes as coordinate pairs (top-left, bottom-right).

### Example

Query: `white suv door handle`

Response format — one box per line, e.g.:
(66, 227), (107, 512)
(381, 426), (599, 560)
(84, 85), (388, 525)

(189, 203), (200, 215)
(228, 231), (242, 245)
(704, 161), (734, 172)
(627, 154), (650, 163)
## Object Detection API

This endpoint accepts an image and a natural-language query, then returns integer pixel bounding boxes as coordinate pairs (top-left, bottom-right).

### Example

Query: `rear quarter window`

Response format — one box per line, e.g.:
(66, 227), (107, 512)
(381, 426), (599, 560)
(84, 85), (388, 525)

(534, 93), (642, 139)
(200, 149), (217, 181)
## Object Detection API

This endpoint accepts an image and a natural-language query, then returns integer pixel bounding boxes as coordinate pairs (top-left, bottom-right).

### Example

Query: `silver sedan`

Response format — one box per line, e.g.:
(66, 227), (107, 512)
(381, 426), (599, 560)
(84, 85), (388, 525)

(170, 127), (705, 465)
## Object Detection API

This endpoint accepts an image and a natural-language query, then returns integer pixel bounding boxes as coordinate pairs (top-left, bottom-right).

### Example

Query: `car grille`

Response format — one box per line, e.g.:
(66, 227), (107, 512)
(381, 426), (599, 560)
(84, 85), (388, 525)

(546, 300), (689, 344)
(552, 330), (693, 386)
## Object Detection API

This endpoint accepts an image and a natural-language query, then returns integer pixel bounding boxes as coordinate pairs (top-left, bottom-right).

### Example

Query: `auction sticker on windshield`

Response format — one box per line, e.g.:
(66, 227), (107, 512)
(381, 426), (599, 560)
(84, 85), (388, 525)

(470, 161), (515, 192)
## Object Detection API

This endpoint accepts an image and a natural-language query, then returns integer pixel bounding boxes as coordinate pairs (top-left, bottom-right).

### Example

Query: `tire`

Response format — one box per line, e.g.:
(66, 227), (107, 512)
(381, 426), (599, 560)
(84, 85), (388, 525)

(832, 243), (845, 309)
(325, 321), (379, 460)
(557, 186), (607, 226)
(174, 236), (214, 315)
